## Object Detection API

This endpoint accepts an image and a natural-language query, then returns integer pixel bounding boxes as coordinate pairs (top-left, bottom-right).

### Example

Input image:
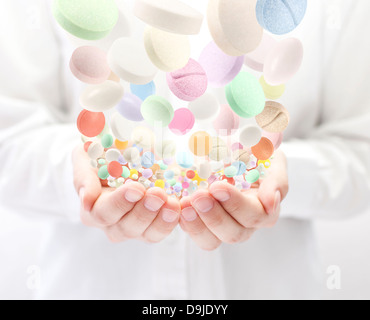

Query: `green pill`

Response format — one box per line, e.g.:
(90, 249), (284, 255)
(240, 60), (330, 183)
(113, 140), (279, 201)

(121, 166), (130, 179)
(246, 169), (260, 184)
(98, 165), (109, 180)
(98, 159), (106, 165)
(224, 166), (238, 178)
(141, 96), (174, 127)
(225, 72), (265, 118)
(53, 0), (119, 40)
(101, 134), (114, 148)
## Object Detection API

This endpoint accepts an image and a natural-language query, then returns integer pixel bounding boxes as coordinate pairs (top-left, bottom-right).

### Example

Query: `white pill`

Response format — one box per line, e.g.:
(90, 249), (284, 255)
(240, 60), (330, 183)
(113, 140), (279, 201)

(199, 181), (209, 189)
(208, 0), (263, 56)
(131, 126), (155, 149)
(106, 149), (121, 162)
(211, 161), (224, 172)
(123, 147), (141, 163)
(108, 37), (158, 85)
(134, 0), (204, 35)
(87, 142), (104, 160)
(209, 137), (229, 161)
(90, 159), (98, 168)
(80, 81), (124, 112)
(110, 112), (138, 142)
(198, 162), (212, 180)
(188, 93), (220, 123)
(144, 27), (190, 72)
(155, 140), (177, 158)
(239, 125), (262, 147)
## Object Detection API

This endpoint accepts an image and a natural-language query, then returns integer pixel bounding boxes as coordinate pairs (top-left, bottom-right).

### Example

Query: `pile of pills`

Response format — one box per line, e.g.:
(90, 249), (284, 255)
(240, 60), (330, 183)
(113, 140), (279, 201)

(54, 0), (307, 198)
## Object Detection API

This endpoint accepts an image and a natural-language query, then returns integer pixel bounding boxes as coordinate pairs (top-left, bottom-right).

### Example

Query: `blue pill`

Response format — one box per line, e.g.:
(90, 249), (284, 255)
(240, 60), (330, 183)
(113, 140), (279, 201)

(176, 151), (194, 169)
(256, 0), (307, 35)
(130, 81), (156, 101)
(164, 170), (175, 180)
(141, 152), (155, 168)
(232, 161), (247, 176)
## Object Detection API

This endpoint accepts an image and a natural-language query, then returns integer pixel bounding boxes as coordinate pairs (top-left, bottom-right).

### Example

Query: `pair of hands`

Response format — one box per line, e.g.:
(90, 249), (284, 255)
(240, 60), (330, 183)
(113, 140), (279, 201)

(73, 146), (289, 251)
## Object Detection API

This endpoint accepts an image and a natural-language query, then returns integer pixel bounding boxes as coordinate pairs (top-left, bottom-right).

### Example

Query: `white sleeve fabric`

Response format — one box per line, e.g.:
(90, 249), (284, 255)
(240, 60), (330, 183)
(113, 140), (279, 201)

(281, 1), (370, 220)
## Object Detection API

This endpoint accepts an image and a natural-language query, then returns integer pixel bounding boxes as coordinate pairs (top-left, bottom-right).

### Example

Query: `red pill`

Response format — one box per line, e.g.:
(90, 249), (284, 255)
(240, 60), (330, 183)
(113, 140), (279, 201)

(251, 137), (274, 160)
(108, 161), (123, 178)
(186, 170), (196, 179)
(84, 141), (93, 152)
(77, 109), (105, 138)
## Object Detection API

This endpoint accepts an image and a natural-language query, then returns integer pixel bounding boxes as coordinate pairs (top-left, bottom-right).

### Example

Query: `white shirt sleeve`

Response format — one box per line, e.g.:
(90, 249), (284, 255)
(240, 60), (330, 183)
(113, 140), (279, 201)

(281, 1), (370, 220)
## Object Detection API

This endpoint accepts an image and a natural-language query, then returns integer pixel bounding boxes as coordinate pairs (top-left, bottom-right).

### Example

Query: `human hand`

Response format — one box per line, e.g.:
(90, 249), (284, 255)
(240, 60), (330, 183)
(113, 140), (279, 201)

(180, 150), (289, 251)
(72, 146), (180, 243)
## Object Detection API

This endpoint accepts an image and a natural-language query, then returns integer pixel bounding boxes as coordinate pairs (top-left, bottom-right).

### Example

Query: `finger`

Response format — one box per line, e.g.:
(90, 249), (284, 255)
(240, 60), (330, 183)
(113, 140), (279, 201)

(190, 190), (254, 244)
(143, 196), (180, 243)
(72, 145), (101, 212)
(107, 187), (167, 241)
(88, 182), (146, 227)
(179, 197), (222, 251)
(209, 181), (273, 228)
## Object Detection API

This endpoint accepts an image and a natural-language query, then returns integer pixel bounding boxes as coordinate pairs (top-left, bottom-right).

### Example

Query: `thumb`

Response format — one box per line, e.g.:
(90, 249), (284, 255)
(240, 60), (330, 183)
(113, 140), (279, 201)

(72, 145), (102, 212)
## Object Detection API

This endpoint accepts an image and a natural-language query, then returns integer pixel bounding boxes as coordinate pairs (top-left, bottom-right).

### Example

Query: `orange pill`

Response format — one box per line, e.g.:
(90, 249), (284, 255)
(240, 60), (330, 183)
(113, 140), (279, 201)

(115, 139), (129, 150)
(251, 137), (274, 160)
(77, 110), (105, 138)
(108, 161), (123, 178)
(151, 164), (161, 173)
(189, 131), (212, 157)
(84, 141), (93, 152)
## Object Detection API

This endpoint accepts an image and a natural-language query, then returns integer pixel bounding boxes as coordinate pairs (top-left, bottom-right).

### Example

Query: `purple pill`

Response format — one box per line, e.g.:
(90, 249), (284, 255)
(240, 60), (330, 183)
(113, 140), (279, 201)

(116, 92), (144, 122)
(142, 169), (153, 179)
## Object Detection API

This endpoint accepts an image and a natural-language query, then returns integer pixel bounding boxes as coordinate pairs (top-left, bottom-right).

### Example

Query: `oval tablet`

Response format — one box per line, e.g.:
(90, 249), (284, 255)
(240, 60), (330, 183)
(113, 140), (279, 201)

(141, 96), (174, 127)
(251, 137), (274, 160)
(110, 112), (138, 142)
(199, 42), (244, 87)
(80, 80), (124, 112)
(256, 101), (290, 133)
(188, 93), (220, 123)
(131, 126), (155, 149)
(256, 0), (307, 35)
(108, 37), (158, 85)
(53, 0), (119, 40)
(225, 72), (265, 118)
(213, 104), (240, 136)
(134, 0), (204, 35)
(189, 131), (212, 157)
(264, 38), (304, 86)
(208, 0), (263, 56)
(169, 108), (195, 136)
(88, 142), (104, 160)
(77, 110), (105, 137)
(239, 125), (262, 148)
(144, 27), (190, 72)
(70, 46), (111, 84)
(116, 93), (144, 122)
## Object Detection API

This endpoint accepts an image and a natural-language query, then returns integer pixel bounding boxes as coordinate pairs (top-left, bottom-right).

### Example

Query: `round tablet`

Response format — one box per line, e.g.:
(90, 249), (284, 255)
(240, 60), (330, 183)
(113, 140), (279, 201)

(207, 0), (263, 56)
(233, 149), (251, 165)
(77, 110), (105, 137)
(259, 76), (286, 100)
(244, 32), (277, 72)
(225, 72), (265, 118)
(155, 140), (177, 159)
(141, 152), (155, 168)
(116, 93), (144, 122)
(131, 127), (155, 149)
(52, 0), (119, 40)
(176, 151), (194, 168)
(256, 0), (307, 35)
(198, 41), (244, 87)
(108, 37), (158, 85)
(167, 59), (208, 102)
(169, 108), (195, 136)
(189, 131), (212, 157)
(144, 27), (191, 72)
(232, 161), (247, 176)
(70, 46), (111, 84)
(141, 96), (174, 127)
(264, 38), (304, 86)
(256, 101), (290, 133)
(130, 82), (156, 101)
(213, 104), (240, 136)
(115, 139), (129, 150)
(123, 147), (141, 163)
(80, 80), (124, 112)
(239, 125), (262, 147)
(251, 137), (274, 160)
(188, 93), (220, 123)
(134, 0), (204, 35)
(209, 137), (229, 161)
(87, 142), (104, 160)
(262, 131), (283, 150)
(106, 149), (121, 162)
(101, 134), (114, 148)
(110, 113), (138, 142)
(98, 165), (110, 180)
(108, 161), (123, 178)
(246, 169), (260, 184)
(121, 166), (130, 178)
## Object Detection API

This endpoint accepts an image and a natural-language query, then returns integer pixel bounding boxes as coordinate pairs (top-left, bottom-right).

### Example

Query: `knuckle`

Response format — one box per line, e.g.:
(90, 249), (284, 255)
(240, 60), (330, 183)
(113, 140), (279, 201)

(119, 225), (140, 239)
(92, 213), (112, 227)
(205, 214), (224, 229)
(224, 230), (244, 244)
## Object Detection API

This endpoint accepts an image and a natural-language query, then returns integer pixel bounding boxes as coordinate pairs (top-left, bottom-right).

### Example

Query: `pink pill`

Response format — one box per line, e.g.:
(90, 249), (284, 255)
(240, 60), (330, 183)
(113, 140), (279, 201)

(264, 38), (304, 86)
(245, 33), (277, 72)
(70, 46), (111, 84)
(169, 108), (195, 136)
(262, 131), (283, 150)
(232, 142), (243, 152)
(182, 182), (190, 189)
(199, 41), (244, 87)
(167, 59), (208, 101)
(213, 104), (240, 136)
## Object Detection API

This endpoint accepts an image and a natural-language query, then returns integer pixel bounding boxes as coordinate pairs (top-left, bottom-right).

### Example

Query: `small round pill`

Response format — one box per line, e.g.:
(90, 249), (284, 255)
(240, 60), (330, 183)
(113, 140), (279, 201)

(256, 101), (290, 133)
(115, 139), (129, 150)
(155, 179), (165, 189)
(106, 148), (121, 162)
(246, 169), (260, 184)
(232, 161), (247, 176)
(121, 166), (130, 178)
(108, 161), (123, 178)
(123, 147), (141, 163)
(251, 137), (274, 160)
(77, 110), (106, 138)
(224, 166), (238, 178)
(87, 142), (104, 160)
(168, 108), (195, 136)
(101, 134), (114, 148)
(98, 165), (110, 180)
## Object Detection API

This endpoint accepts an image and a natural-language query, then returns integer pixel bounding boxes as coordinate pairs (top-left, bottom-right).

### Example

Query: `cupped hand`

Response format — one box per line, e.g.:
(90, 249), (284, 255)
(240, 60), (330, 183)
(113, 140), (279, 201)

(72, 146), (180, 243)
(179, 150), (289, 251)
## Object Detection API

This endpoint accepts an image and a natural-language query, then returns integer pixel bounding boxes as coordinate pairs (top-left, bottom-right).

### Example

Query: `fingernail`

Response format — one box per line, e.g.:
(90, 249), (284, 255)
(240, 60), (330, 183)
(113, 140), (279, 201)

(273, 191), (281, 215)
(162, 209), (179, 223)
(211, 189), (231, 202)
(181, 207), (198, 222)
(125, 189), (145, 203)
(192, 197), (214, 213)
(144, 195), (165, 212)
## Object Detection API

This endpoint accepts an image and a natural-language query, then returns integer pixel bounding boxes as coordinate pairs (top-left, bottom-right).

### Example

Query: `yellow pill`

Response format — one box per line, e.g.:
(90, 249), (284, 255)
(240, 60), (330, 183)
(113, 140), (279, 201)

(189, 131), (212, 157)
(259, 76), (285, 100)
(115, 139), (129, 150)
(155, 179), (165, 189)
(192, 172), (206, 185)
(130, 169), (138, 178)
(258, 159), (271, 168)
